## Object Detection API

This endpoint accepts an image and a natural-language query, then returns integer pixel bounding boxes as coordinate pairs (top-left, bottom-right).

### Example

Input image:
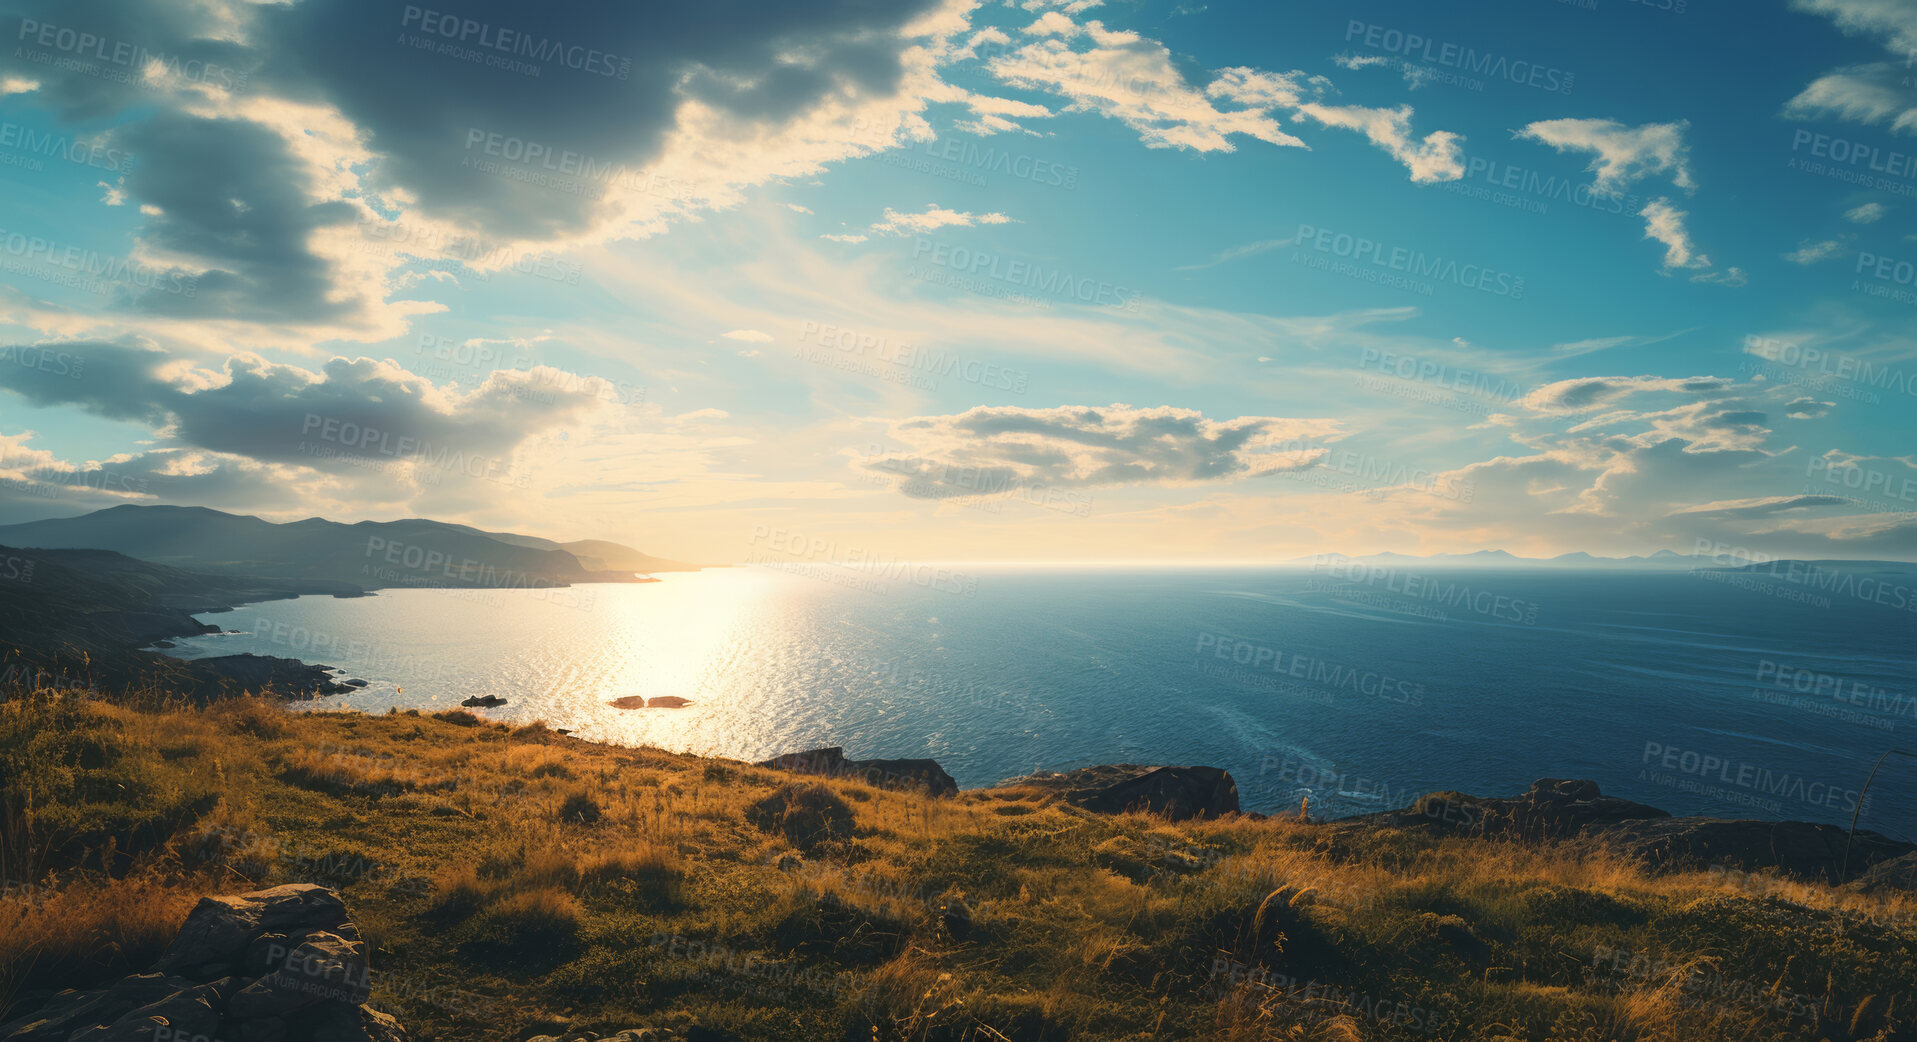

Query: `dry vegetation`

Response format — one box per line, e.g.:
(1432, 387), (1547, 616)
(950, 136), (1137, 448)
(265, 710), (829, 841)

(3, 687), (1916, 1041)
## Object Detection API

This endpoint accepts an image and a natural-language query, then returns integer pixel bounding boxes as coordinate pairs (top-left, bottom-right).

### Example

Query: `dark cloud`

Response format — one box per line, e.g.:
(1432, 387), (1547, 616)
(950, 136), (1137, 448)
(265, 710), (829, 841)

(1785, 397), (1834, 419)
(1666, 494), (1853, 521)
(256, 0), (942, 237)
(0, 339), (604, 473)
(868, 404), (1335, 494)
(111, 114), (361, 321)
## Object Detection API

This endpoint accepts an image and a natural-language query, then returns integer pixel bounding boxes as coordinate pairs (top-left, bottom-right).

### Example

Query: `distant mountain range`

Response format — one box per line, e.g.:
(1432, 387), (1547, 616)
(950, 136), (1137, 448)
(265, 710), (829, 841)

(0, 505), (699, 589)
(1290, 549), (1917, 571)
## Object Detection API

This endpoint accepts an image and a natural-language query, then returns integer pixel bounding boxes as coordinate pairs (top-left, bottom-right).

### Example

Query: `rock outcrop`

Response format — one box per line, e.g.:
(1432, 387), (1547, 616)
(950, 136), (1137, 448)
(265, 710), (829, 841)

(1008, 764), (1241, 821)
(1598, 816), (1915, 886)
(1340, 778), (1916, 886)
(0, 883), (407, 1042)
(1357, 778), (1670, 840)
(756, 747), (958, 798)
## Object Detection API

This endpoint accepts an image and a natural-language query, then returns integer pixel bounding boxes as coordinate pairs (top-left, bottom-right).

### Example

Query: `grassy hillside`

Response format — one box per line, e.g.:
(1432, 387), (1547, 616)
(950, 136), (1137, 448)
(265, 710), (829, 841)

(3, 690), (1915, 1041)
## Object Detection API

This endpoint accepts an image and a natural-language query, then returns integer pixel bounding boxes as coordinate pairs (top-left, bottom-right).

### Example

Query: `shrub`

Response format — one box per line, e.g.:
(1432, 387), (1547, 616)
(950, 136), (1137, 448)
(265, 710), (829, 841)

(747, 782), (856, 852)
(558, 792), (602, 824)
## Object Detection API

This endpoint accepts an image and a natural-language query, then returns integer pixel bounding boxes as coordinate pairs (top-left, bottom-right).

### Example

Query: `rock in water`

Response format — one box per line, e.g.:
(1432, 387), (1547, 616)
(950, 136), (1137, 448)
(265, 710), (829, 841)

(0, 883), (407, 1042)
(459, 694), (506, 708)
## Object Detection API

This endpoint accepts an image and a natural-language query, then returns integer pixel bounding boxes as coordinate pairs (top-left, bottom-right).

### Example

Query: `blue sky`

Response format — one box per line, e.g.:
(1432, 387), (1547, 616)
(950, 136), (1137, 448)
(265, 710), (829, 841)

(0, 0), (1914, 563)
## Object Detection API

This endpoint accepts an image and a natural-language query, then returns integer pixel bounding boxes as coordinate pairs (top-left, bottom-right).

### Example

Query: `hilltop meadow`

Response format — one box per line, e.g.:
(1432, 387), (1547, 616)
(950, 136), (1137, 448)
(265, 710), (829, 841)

(3, 687), (1915, 1042)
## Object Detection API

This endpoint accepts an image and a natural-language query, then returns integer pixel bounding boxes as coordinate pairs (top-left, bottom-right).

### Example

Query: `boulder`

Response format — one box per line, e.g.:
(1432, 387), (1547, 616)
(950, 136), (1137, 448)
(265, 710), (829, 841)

(756, 746), (958, 798)
(0, 885), (406, 1042)
(460, 694), (507, 708)
(155, 884), (354, 981)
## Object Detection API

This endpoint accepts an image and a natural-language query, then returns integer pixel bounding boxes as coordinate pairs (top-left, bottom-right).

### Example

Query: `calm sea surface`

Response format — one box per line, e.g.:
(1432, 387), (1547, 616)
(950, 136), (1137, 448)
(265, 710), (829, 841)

(165, 565), (1917, 835)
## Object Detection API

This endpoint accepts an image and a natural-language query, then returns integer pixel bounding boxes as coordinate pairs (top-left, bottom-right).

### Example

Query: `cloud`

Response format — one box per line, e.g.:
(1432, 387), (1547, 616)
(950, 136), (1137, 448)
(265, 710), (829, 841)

(785, 204), (815, 214)
(1785, 397), (1835, 418)
(1785, 239), (1847, 264)
(0, 339), (607, 476)
(984, 23), (1313, 151)
(0, 0), (971, 336)
(1331, 53), (1439, 91)
(863, 404), (1340, 496)
(1665, 493), (1854, 520)
(1639, 198), (1710, 270)
(1783, 2), (1917, 133)
(1515, 118), (1695, 192)
(821, 233), (870, 243)
(1515, 120), (1732, 278)
(1784, 63), (1917, 134)
(1291, 103), (1465, 182)
(868, 205), (1017, 235)
(1517, 375), (1732, 415)
(1174, 237), (1296, 271)
(1846, 201), (1888, 223)
(1689, 266), (1748, 287)
(722, 329), (774, 342)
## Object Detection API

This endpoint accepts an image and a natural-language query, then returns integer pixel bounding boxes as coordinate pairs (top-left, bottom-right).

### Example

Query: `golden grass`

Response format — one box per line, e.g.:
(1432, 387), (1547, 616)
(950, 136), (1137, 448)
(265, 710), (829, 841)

(4, 689), (1915, 1041)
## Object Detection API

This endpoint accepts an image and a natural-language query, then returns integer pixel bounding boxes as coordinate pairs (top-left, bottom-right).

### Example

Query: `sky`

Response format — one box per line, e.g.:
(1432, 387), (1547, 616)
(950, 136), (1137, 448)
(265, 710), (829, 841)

(0, 0), (1914, 564)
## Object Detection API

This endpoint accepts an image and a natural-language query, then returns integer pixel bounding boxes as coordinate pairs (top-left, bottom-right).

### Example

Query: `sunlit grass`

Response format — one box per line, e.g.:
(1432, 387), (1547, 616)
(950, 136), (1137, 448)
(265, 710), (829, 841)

(3, 687), (1914, 1041)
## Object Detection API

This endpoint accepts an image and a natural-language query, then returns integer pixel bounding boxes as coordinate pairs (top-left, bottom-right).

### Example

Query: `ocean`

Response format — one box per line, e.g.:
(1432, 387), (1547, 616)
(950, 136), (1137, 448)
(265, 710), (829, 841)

(163, 563), (1917, 837)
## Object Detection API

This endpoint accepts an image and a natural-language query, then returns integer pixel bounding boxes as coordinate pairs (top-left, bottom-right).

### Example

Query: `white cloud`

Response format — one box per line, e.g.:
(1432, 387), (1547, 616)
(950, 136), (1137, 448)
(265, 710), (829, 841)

(1846, 201), (1888, 223)
(1784, 2), (1917, 133)
(864, 403), (1342, 495)
(1639, 198), (1710, 270)
(820, 233), (870, 243)
(1784, 63), (1917, 133)
(721, 329), (774, 342)
(784, 204), (815, 214)
(1515, 118), (1695, 192)
(868, 205), (1017, 235)
(1292, 103), (1465, 182)
(1785, 239), (1847, 264)
(986, 24), (1311, 151)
